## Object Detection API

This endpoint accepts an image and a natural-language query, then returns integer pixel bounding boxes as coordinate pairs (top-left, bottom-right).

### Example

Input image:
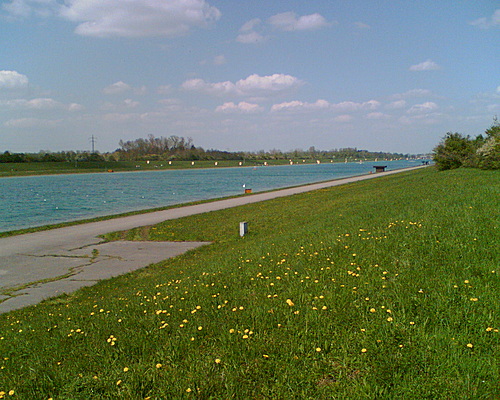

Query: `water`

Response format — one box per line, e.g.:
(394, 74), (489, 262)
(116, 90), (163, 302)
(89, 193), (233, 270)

(0, 160), (422, 232)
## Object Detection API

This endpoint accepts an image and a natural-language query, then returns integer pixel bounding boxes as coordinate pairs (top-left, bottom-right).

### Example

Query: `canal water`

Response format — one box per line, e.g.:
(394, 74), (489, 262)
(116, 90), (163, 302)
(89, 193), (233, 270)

(0, 160), (422, 232)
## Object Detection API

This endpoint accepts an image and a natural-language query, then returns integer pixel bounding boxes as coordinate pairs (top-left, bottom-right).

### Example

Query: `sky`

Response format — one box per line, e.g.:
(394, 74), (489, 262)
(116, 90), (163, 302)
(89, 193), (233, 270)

(0, 1), (499, 155)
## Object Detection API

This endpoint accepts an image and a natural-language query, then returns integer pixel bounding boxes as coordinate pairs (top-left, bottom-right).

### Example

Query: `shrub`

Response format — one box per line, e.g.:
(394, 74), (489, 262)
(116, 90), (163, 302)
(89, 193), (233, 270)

(432, 132), (476, 170)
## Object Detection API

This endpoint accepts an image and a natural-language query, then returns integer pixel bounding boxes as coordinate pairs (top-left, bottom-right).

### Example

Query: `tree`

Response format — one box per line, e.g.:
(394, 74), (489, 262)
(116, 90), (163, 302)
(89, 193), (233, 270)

(476, 121), (500, 170)
(433, 132), (475, 171)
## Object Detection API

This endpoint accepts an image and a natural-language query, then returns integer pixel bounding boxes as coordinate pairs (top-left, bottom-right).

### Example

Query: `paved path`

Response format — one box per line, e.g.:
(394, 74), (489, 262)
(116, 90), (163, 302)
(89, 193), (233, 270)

(0, 166), (426, 313)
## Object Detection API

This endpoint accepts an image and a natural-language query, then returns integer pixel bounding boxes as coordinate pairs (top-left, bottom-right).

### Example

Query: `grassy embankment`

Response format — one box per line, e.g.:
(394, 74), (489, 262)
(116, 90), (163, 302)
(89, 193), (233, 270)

(0, 159), (352, 177)
(0, 167), (499, 399)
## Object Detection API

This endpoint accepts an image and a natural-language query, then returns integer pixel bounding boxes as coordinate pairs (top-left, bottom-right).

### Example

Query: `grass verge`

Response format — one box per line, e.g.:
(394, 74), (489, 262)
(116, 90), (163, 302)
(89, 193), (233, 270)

(0, 167), (498, 399)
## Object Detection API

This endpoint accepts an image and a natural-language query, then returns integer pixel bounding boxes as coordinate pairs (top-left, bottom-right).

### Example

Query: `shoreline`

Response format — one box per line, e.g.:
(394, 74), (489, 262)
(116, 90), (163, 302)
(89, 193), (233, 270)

(0, 164), (427, 237)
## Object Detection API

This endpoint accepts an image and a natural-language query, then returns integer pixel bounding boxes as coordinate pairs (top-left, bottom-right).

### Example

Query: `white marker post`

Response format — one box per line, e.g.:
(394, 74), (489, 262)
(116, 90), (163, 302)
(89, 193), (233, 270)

(239, 222), (248, 237)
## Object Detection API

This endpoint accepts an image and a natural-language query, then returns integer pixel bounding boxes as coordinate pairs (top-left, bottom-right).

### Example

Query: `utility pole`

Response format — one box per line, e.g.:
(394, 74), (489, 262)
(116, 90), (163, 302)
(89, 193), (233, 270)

(90, 135), (97, 153)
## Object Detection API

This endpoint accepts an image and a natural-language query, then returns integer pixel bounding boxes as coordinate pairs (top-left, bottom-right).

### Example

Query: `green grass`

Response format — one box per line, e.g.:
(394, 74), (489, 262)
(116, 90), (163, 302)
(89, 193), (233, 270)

(0, 167), (499, 399)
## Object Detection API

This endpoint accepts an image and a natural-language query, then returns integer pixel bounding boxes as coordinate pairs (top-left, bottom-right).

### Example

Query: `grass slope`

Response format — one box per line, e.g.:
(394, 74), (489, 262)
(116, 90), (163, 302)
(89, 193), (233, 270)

(0, 167), (499, 399)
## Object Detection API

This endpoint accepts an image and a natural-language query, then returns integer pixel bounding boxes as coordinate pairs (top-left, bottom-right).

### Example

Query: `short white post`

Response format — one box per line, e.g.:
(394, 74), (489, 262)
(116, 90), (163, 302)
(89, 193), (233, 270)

(239, 221), (248, 237)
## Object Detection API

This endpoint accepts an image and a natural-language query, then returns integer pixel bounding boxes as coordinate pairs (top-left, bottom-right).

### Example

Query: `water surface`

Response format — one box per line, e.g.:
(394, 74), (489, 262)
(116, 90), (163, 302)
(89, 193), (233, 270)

(0, 160), (421, 232)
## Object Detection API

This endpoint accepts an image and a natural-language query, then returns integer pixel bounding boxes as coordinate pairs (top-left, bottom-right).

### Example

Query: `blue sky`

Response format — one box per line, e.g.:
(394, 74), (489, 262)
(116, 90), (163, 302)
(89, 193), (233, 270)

(0, 0), (498, 154)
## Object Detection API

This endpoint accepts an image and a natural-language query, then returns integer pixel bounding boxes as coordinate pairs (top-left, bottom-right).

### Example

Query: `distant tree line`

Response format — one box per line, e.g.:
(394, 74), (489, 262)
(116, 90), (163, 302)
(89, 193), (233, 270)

(433, 120), (500, 170)
(0, 150), (105, 163)
(1, 133), (414, 164)
(115, 135), (409, 161)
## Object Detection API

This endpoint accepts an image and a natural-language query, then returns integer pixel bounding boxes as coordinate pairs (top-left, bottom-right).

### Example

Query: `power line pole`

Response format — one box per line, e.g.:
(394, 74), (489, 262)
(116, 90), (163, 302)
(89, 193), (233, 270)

(90, 135), (97, 153)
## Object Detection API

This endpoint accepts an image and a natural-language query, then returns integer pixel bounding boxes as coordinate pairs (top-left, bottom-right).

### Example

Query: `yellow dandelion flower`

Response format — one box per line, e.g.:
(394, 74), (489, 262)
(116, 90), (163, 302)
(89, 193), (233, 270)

(466, 343), (473, 348)
(361, 348), (367, 353)
(242, 334), (249, 339)
(262, 354), (269, 359)
(315, 347), (321, 352)
(229, 328), (235, 334)
(369, 308), (376, 313)
(156, 363), (162, 369)
(123, 367), (129, 372)
(8, 391), (15, 396)
(215, 358), (221, 364)
(387, 317), (393, 322)
(197, 326), (203, 331)
(116, 380), (122, 386)
(186, 388), (192, 393)
(286, 299), (295, 306)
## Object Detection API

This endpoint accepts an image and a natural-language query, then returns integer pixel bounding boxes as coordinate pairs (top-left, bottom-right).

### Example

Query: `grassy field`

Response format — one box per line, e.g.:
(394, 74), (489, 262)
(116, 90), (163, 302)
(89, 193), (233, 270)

(0, 159), (350, 177)
(0, 167), (499, 399)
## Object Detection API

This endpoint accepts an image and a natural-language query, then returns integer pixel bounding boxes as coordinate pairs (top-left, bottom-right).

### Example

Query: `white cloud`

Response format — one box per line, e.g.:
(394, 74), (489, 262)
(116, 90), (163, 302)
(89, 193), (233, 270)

(331, 100), (380, 112)
(409, 60), (440, 71)
(101, 99), (139, 111)
(215, 102), (263, 113)
(386, 100), (407, 109)
(182, 73), (303, 97)
(103, 81), (132, 95)
(366, 112), (390, 120)
(270, 99), (380, 113)
(240, 18), (261, 32)
(334, 115), (353, 123)
(0, 70), (29, 89)
(236, 31), (266, 44)
(1, 97), (83, 111)
(271, 99), (330, 112)
(268, 11), (330, 31)
(58, 0), (221, 38)
(407, 102), (438, 114)
(2, 0), (59, 18)
(469, 9), (500, 29)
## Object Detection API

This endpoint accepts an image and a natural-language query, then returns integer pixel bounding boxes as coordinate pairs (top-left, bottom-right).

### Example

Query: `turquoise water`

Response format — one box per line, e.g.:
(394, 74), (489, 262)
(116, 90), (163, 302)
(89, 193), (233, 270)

(0, 160), (422, 232)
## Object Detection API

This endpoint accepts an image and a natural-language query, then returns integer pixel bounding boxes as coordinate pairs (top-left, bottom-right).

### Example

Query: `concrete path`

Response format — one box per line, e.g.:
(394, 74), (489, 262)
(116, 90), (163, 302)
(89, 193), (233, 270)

(0, 165), (426, 313)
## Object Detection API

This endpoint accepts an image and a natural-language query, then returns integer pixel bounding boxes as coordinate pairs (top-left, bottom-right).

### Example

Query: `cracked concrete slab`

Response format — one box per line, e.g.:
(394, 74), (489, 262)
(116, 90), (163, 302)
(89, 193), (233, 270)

(0, 240), (209, 314)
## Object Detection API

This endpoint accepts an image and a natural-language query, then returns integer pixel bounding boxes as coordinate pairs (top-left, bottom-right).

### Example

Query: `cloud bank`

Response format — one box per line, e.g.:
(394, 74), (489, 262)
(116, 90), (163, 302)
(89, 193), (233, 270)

(3, 0), (221, 38)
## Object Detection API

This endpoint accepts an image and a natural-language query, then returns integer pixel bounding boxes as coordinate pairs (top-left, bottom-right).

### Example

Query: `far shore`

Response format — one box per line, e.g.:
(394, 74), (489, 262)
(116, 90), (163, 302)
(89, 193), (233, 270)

(0, 158), (427, 178)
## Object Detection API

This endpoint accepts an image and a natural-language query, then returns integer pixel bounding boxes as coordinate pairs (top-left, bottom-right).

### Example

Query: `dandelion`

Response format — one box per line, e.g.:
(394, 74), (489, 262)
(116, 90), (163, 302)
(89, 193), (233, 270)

(215, 358), (221, 364)
(186, 388), (192, 393)
(156, 363), (162, 369)
(387, 317), (393, 322)
(409, 321), (415, 325)
(262, 354), (269, 359)
(369, 308), (376, 313)
(123, 367), (129, 372)
(8, 391), (15, 396)
(467, 343), (473, 348)
(316, 347), (321, 352)
(361, 348), (367, 353)
(286, 299), (295, 307)
(197, 326), (203, 331)
(116, 380), (122, 385)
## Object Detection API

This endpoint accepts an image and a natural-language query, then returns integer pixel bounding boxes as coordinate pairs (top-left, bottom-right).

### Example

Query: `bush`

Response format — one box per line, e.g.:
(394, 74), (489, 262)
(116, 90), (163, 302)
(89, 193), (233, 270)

(432, 132), (476, 170)
(476, 124), (500, 170)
